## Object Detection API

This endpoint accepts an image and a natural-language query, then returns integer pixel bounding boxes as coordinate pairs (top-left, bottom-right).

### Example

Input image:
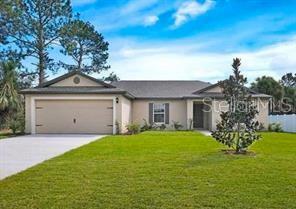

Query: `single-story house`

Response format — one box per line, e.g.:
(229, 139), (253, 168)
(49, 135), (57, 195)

(21, 71), (271, 134)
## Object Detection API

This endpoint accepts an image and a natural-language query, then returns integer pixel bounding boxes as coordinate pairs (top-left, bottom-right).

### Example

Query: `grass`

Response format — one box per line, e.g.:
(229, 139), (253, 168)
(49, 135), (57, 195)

(0, 131), (295, 209)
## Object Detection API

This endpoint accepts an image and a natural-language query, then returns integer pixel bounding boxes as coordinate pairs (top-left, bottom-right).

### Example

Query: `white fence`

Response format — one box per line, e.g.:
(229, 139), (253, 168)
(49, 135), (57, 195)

(269, 114), (296, 133)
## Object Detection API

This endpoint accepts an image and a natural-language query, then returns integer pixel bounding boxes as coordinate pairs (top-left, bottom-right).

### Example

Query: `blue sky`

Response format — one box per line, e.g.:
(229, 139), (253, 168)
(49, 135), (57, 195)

(66, 0), (296, 83)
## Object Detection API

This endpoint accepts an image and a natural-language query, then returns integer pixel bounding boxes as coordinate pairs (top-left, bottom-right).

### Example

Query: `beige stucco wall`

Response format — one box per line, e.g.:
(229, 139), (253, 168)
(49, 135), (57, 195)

(118, 96), (132, 133)
(255, 98), (269, 128)
(25, 95), (31, 134)
(210, 98), (269, 131)
(204, 85), (222, 93)
(51, 75), (102, 87)
(132, 100), (149, 125)
(132, 99), (187, 129)
(211, 100), (229, 131)
(24, 94), (129, 134)
(186, 100), (193, 129)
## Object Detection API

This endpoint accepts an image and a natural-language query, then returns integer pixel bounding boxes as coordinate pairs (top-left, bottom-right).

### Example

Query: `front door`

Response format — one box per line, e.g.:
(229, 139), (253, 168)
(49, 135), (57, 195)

(193, 104), (204, 128)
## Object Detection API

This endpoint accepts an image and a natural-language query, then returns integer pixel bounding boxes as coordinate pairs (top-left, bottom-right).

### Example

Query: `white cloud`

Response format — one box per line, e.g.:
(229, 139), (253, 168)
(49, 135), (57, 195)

(84, 0), (179, 31)
(72, 0), (97, 6)
(173, 0), (216, 28)
(143, 15), (159, 26)
(120, 0), (159, 15)
(109, 36), (296, 84)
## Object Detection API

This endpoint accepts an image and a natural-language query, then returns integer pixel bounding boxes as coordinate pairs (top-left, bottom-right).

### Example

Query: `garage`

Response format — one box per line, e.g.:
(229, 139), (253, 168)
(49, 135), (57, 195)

(35, 100), (113, 134)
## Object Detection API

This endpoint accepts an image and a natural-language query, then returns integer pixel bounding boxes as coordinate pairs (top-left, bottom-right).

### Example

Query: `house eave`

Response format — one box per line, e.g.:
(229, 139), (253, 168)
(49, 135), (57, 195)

(184, 94), (272, 99)
(20, 90), (135, 99)
(134, 96), (185, 100)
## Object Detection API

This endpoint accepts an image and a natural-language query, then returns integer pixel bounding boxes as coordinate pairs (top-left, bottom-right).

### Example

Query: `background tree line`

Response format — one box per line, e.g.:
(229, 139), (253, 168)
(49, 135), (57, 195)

(0, 0), (118, 131)
(250, 73), (296, 114)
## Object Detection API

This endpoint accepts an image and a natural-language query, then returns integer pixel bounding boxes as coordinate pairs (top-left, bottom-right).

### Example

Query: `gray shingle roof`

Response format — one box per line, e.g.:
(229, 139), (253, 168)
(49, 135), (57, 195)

(111, 80), (212, 99)
(20, 71), (271, 99)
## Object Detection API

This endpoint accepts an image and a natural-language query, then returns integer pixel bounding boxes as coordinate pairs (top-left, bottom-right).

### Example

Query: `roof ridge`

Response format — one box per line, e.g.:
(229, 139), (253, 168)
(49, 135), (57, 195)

(115, 80), (211, 83)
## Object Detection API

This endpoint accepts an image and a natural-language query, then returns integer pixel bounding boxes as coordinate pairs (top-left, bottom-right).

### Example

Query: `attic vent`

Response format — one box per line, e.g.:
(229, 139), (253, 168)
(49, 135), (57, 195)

(73, 76), (80, 84)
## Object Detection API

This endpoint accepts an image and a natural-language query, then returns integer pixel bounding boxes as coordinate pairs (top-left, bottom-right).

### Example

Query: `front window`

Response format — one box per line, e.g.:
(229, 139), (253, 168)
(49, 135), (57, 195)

(153, 103), (165, 124)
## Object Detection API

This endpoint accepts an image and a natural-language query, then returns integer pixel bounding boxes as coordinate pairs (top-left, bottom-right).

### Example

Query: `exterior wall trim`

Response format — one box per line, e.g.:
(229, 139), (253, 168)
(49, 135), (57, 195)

(30, 96), (116, 135)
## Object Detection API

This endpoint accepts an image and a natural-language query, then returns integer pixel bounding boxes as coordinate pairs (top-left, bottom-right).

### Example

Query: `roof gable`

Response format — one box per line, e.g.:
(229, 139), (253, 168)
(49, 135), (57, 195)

(193, 82), (269, 96)
(51, 74), (101, 87)
(193, 83), (222, 94)
(41, 71), (115, 88)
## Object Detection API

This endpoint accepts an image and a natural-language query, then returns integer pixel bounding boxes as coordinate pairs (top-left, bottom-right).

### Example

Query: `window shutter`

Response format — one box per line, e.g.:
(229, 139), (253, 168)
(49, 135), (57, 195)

(149, 103), (153, 124)
(165, 103), (169, 124)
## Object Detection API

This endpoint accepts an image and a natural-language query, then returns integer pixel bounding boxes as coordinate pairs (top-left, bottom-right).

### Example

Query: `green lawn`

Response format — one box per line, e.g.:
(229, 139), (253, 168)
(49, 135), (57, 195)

(0, 132), (295, 209)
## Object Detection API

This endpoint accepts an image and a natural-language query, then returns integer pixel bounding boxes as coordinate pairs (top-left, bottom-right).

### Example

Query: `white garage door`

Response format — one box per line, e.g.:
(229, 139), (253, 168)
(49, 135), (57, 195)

(35, 100), (113, 134)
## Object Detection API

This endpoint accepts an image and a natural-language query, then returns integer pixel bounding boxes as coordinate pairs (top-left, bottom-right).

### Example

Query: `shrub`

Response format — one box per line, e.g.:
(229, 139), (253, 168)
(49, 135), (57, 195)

(9, 120), (18, 134)
(126, 123), (140, 135)
(172, 121), (183, 131)
(159, 124), (166, 130)
(268, 123), (283, 132)
(150, 124), (167, 131)
(9, 117), (24, 135)
(19, 115), (25, 133)
(8, 110), (25, 135)
(258, 123), (265, 131)
(140, 119), (154, 132)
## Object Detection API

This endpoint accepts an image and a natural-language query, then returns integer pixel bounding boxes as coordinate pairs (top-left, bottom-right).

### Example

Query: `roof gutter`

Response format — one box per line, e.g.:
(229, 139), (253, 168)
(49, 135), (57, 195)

(20, 90), (135, 100)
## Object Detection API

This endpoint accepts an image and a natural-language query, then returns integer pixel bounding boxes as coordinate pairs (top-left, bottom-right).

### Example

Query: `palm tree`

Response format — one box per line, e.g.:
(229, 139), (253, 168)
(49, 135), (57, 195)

(0, 61), (21, 127)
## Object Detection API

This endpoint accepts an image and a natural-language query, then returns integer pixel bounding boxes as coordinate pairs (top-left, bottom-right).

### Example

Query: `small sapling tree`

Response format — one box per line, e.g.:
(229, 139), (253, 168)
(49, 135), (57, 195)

(212, 58), (261, 154)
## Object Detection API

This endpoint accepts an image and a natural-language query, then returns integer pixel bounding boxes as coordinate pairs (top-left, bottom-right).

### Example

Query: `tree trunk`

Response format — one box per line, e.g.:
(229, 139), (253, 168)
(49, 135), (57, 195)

(37, 2), (46, 86)
(77, 55), (82, 71)
(77, 42), (83, 71)
(38, 51), (45, 85)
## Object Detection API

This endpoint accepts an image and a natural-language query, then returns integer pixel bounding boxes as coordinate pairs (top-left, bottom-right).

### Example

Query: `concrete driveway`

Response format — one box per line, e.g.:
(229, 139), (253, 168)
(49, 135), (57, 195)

(0, 134), (105, 180)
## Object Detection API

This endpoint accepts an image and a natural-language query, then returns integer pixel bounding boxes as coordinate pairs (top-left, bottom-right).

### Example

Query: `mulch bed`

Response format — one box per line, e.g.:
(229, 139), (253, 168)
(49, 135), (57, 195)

(221, 149), (256, 156)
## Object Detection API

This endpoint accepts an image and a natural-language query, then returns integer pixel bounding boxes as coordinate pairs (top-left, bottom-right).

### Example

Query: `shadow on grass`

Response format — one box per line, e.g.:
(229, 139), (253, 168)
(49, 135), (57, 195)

(185, 149), (257, 169)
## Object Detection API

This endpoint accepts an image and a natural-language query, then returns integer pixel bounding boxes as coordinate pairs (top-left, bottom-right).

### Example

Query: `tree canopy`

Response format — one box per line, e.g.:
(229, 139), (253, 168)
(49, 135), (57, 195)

(251, 73), (296, 114)
(250, 76), (283, 101)
(59, 19), (110, 74)
(103, 72), (120, 82)
(0, 1), (116, 86)
(281, 73), (296, 87)
(281, 73), (296, 114)
(0, 0), (72, 85)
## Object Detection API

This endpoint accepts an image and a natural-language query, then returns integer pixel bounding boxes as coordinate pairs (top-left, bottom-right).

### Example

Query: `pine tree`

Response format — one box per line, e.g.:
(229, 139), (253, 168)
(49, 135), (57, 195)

(0, 0), (72, 85)
(103, 72), (120, 82)
(59, 19), (109, 74)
